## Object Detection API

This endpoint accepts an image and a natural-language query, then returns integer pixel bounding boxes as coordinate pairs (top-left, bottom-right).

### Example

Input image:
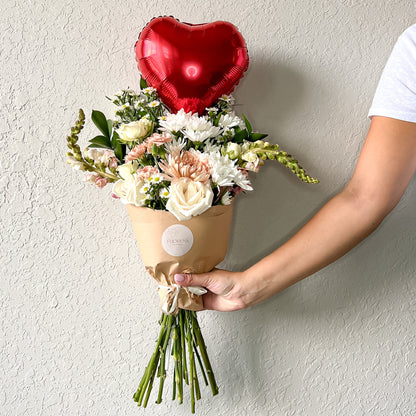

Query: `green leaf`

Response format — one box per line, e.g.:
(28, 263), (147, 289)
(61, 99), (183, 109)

(107, 119), (113, 135)
(151, 143), (158, 156)
(249, 133), (269, 141)
(242, 114), (252, 134)
(89, 135), (111, 148)
(111, 131), (124, 161)
(233, 129), (249, 143)
(140, 76), (148, 89)
(91, 110), (110, 138)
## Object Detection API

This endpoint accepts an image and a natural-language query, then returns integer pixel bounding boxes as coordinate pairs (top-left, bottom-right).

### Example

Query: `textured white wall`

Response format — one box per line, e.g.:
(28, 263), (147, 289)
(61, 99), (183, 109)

(1, 1), (415, 415)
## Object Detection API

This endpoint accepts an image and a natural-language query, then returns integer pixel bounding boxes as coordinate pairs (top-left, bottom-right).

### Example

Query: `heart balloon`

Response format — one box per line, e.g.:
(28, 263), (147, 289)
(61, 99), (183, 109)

(135, 16), (249, 114)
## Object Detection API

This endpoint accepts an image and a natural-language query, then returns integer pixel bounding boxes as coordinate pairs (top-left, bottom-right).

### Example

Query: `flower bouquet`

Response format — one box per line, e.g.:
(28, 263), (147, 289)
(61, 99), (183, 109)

(65, 16), (318, 413)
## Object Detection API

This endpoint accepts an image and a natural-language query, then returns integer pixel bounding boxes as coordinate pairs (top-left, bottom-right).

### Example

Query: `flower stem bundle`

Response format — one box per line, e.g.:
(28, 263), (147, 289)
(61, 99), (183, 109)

(134, 310), (218, 413)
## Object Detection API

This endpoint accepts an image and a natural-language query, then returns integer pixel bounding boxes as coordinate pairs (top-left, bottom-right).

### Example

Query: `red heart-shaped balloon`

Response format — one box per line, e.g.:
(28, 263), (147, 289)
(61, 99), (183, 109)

(135, 16), (249, 114)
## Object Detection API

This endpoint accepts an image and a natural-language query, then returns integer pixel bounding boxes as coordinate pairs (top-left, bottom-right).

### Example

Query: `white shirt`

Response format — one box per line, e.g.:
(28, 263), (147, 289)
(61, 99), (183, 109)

(368, 24), (416, 123)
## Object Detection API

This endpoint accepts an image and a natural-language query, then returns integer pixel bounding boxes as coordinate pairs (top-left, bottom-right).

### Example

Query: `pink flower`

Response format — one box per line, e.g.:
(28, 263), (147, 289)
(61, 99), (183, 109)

(125, 144), (146, 162)
(109, 157), (119, 169)
(232, 186), (245, 197)
(136, 165), (160, 180)
(83, 172), (99, 184)
(83, 172), (110, 189)
(244, 162), (260, 173)
(95, 177), (110, 189)
(159, 150), (211, 183)
(145, 132), (172, 153)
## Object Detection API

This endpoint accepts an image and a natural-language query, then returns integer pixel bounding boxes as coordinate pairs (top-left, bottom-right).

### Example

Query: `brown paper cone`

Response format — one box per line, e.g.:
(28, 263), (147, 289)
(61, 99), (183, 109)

(126, 204), (233, 313)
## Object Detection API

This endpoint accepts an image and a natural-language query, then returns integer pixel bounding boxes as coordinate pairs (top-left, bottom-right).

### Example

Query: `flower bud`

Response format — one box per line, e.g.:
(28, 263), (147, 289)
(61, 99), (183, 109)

(241, 150), (259, 163)
(67, 156), (86, 171)
(225, 142), (242, 160)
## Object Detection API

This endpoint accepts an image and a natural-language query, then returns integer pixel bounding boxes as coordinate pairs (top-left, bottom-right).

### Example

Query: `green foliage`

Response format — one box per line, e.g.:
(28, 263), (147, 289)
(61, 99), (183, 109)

(89, 135), (111, 148)
(233, 128), (249, 143)
(242, 114), (252, 134)
(111, 131), (124, 161)
(92, 110), (111, 138)
(140, 76), (148, 89)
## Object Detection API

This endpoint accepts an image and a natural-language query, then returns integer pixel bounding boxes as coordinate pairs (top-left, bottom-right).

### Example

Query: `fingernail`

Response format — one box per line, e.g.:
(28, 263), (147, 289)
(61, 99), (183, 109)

(174, 274), (185, 283)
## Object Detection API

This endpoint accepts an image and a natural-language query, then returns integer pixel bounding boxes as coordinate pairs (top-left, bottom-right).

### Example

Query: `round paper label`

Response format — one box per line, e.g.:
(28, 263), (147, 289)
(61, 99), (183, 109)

(161, 224), (194, 257)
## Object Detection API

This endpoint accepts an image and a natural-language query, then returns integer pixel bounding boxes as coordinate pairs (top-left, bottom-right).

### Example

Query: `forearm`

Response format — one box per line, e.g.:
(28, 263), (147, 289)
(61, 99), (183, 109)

(242, 187), (388, 306)
(241, 117), (416, 308)
(175, 117), (416, 312)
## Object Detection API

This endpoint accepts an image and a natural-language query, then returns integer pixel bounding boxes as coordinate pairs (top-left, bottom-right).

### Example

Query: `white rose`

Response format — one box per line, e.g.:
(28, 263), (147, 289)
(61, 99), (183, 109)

(117, 160), (138, 180)
(117, 118), (152, 143)
(112, 175), (147, 206)
(166, 178), (214, 221)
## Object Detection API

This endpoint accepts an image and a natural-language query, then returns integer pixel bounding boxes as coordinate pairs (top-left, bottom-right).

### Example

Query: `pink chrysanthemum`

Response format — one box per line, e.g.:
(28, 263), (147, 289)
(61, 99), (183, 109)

(159, 150), (211, 183)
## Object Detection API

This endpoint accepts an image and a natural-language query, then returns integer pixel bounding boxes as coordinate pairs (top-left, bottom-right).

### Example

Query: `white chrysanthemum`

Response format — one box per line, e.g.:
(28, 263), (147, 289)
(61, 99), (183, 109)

(202, 141), (221, 154)
(185, 114), (212, 131)
(207, 152), (252, 190)
(148, 100), (160, 108)
(164, 137), (187, 155)
(182, 128), (220, 143)
(181, 114), (221, 142)
(218, 112), (244, 129)
(221, 191), (232, 206)
(159, 109), (193, 133)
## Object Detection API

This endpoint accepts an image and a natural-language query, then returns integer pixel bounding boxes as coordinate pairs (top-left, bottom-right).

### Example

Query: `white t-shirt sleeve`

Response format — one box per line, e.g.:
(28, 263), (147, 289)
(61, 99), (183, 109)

(368, 24), (416, 123)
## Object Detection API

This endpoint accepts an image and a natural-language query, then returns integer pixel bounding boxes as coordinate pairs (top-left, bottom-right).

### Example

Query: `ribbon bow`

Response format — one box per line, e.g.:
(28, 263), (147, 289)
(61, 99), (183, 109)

(158, 284), (207, 315)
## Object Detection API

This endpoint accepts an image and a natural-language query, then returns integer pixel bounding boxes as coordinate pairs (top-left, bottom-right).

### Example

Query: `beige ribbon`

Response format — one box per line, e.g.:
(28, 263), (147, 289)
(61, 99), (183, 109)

(158, 284), (207, 315)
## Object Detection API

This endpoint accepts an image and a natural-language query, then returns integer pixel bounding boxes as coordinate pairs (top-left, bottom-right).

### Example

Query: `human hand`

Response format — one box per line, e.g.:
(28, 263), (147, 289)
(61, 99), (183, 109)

(174, 269), (250, 312)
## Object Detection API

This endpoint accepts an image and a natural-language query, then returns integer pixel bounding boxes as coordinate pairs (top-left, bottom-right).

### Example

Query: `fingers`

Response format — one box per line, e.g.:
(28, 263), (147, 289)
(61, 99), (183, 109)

(174, 272), (212, 289)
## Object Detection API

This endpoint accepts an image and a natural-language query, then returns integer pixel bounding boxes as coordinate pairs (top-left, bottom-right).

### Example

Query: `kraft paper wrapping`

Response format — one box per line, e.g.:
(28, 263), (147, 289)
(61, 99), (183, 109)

(126, 204), (233, 314)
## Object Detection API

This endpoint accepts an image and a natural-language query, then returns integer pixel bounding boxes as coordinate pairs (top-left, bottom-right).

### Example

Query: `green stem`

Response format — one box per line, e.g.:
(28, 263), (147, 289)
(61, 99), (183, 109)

(135, 314), (168, 405)
(173, 325), (183, 403)
(179, 310), (189, 385)
(186, 311), (196, 413)
(191, 311), (219, 396)
(156, 315), (173, 404)
(193, 340), (209, 386)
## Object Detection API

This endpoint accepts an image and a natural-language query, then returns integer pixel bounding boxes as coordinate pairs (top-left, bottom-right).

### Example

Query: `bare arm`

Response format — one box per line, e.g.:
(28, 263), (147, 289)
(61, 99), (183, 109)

(175, 116), (416, 311)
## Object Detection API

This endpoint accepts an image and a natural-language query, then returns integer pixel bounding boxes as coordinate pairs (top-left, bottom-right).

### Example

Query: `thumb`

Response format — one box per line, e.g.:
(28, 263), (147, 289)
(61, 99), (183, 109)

(174, 272), (212, 289)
